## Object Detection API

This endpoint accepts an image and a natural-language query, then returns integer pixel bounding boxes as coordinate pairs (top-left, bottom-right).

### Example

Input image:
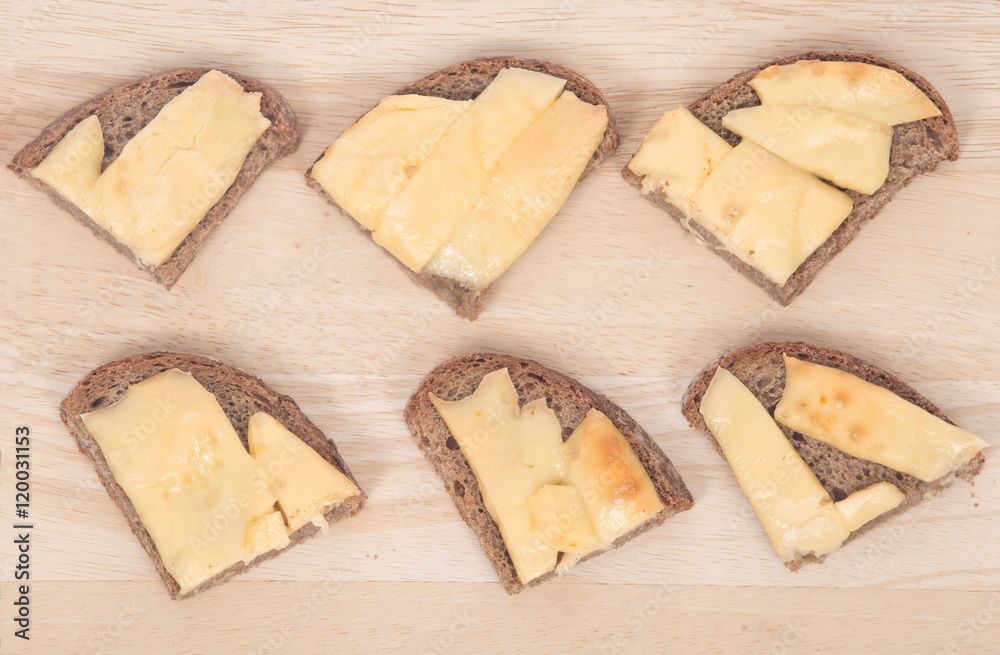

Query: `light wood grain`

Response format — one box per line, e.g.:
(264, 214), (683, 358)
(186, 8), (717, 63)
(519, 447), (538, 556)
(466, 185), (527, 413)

(2, 1), (1000, 653)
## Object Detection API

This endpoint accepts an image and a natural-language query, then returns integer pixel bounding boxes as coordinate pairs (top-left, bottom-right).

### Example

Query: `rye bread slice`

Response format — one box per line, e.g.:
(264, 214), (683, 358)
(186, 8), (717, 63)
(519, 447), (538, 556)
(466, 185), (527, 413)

(306, 56), (620, 320)
(404, 353), (694, 594)
(59, 352), (366, 600)
(681, 342), (985, 571)
(9, 68), (301, 289)
(623, 52), (959, 305)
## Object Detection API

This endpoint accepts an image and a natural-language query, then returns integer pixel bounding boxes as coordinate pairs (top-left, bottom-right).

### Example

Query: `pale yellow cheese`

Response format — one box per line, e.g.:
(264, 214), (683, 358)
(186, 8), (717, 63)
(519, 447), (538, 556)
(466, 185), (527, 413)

(430, 369), (564, 584)
(722, 104), (893, 194)
(690, 141), (853, 286)
(309, 95), (471, 230)
(699, 368), (904, 563)
(834, 482), (905, 533)
(557, 408), (665, 570)
(561, 409), (664, 543)
(247, 412), (361, 532)
(526, 484), (598, 556)
(30, 70), (271, 267)
(423, 90), (608, 290)
(31, 115), (104, 203)
(246, 511), (291, 554)
(430, 369), (665, 583)
(749, 60), (941, 126)
(80, 369), (281, 594)
(626, 105), (733, 214)
(372, 67), (566, 271)
(774, 355), (988, 483)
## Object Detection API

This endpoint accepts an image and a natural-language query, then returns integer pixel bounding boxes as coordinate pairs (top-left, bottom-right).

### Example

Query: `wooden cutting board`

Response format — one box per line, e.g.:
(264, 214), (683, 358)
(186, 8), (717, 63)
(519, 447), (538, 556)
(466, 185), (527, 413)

(2, 1), (999, 653)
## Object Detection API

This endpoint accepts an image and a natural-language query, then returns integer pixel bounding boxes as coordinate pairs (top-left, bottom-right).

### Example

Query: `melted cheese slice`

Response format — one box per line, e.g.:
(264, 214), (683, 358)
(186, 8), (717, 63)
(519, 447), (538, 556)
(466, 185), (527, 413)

(700, 367), (905, 563)
(526, 484), (598, 558)
(430, 369), (564, 583)
(80, 369), (282, 594)
(310, 95), (471, 230)
(31, 70), (271, 267)
(246, 511), (291, 554)
(247, 412), (360, 532)
(556, 408), (664, 570)
(749, 60), (941, 126)
(690, 141), (853, 285)
(372, 67), (566, 271)
(627, 105), (733, 215)
(722, 104), (893, 194)
(423, 91), (608, 290)
(775, 355), (988, 483)
(431, 369), (664, 584)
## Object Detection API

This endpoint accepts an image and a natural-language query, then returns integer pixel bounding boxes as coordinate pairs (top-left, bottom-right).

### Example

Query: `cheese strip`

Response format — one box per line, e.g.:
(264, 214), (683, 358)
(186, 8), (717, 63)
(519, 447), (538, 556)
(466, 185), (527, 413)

(309, 95), (471, 230)
(626, 105), (732, 215)
(424, 91), (608, 290)
(247, 412), (360, 532)
(430, 369), (563, 583)
(372, 67), (566, 271)
(775, 355), (988, 482)
(690, 141), (853, 286)
(721, 104), (893, 195)
(749, 60), (941, 126)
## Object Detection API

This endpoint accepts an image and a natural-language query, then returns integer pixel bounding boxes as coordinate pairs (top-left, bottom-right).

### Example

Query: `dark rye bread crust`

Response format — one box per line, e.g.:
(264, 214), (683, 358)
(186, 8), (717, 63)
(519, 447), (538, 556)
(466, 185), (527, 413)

(404, 353), (694, 594)
(9, 68), (301, 289)
(681, 342), (984, 571)
(59, 352), (366, 599)
(623, 52), (959, 305)
(306, 57), (620, 320)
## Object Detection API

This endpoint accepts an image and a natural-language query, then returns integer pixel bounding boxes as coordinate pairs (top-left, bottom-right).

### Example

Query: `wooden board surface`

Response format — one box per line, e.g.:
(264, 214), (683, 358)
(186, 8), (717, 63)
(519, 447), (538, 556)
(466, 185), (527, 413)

(2, 1), (999, 653)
